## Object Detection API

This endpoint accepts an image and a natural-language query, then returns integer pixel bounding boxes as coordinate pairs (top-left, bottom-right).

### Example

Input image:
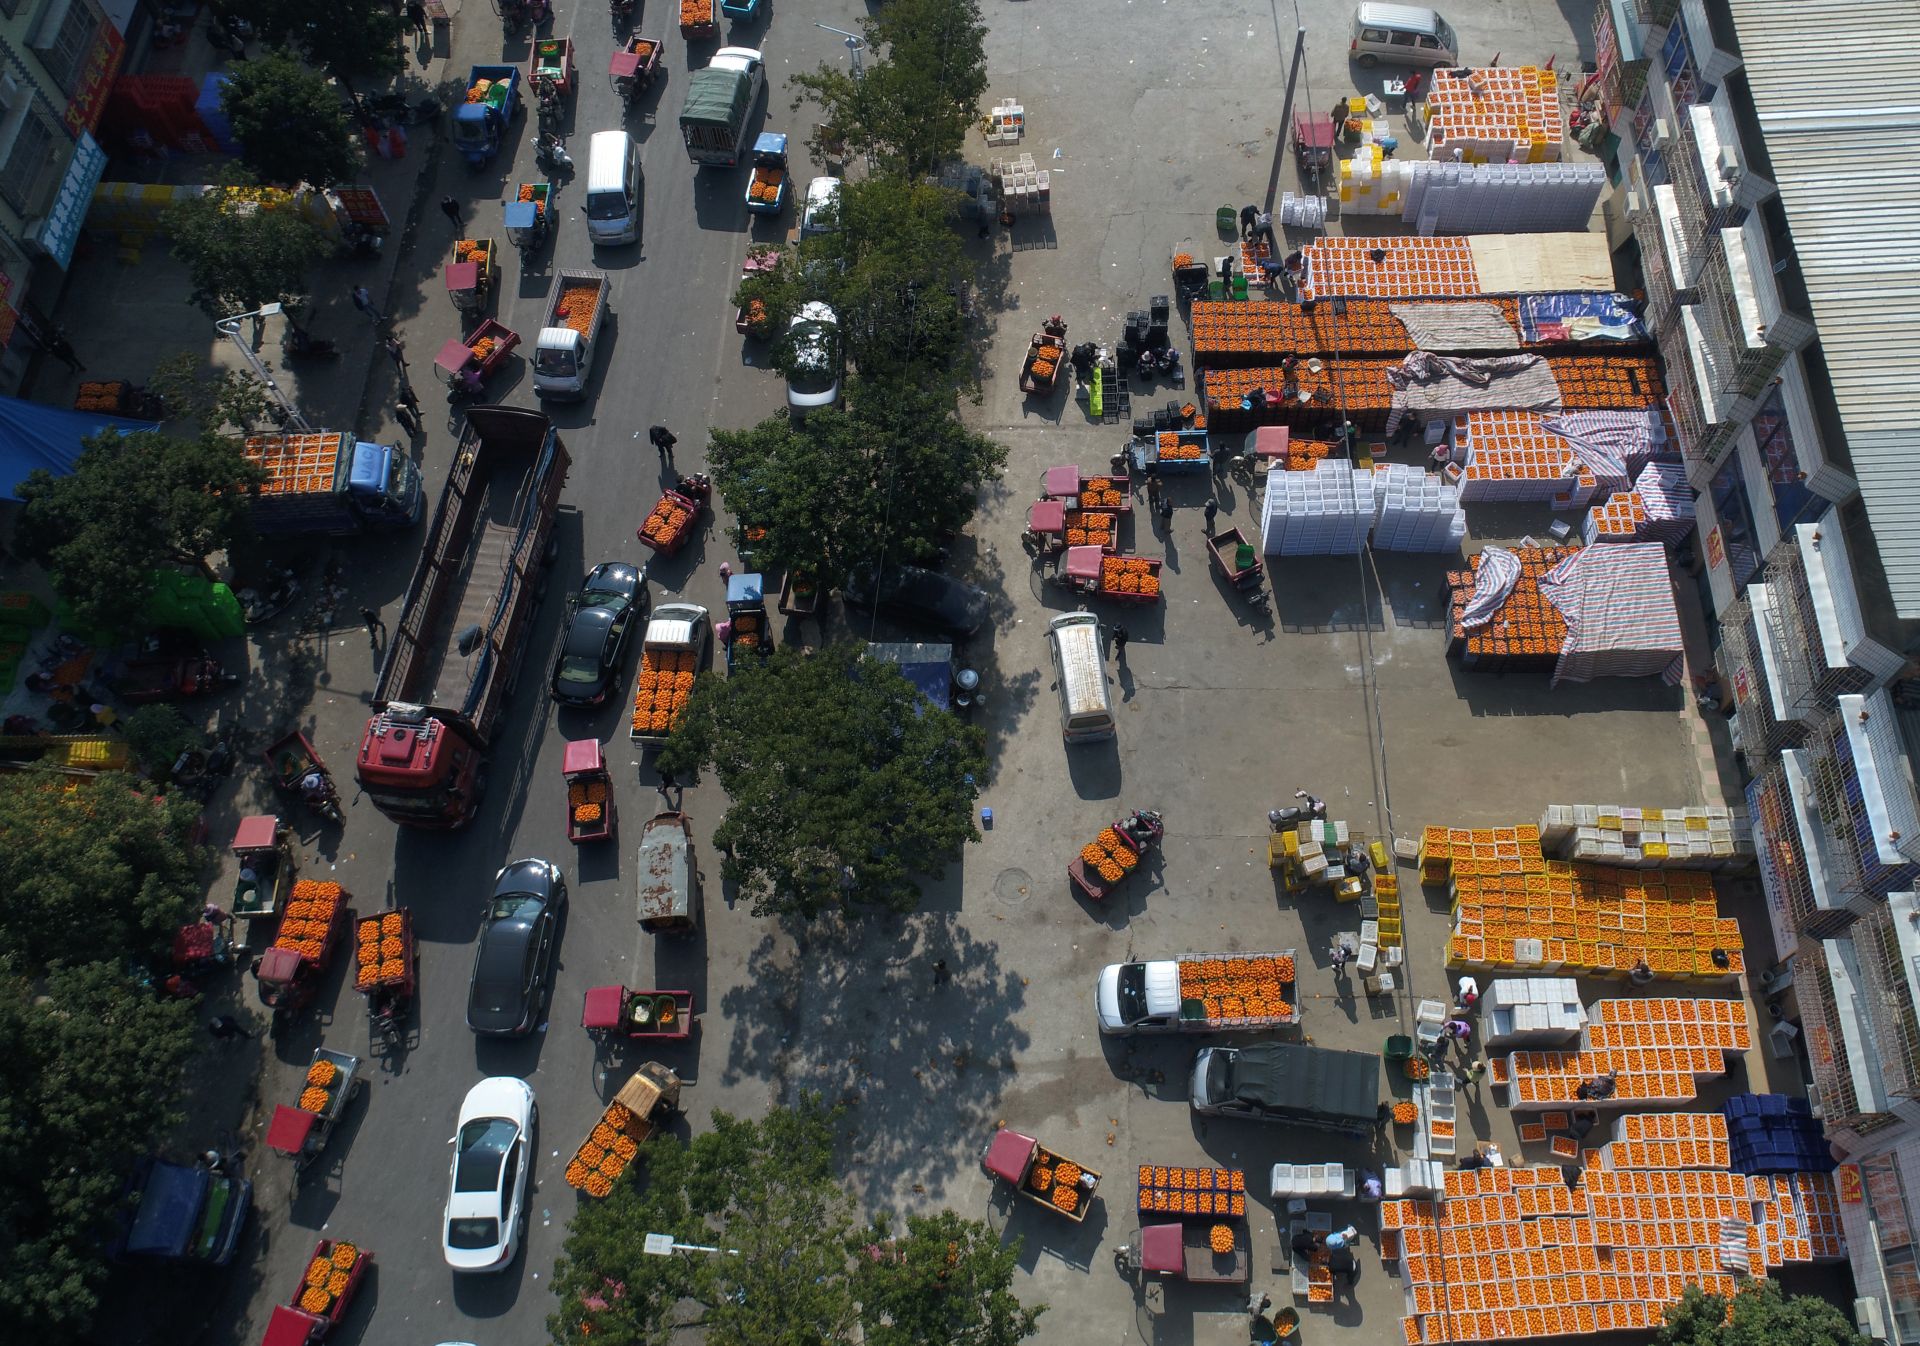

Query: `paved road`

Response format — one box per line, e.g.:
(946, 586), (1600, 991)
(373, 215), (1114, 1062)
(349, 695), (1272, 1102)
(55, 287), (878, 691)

(205, 3), (1738, 1346)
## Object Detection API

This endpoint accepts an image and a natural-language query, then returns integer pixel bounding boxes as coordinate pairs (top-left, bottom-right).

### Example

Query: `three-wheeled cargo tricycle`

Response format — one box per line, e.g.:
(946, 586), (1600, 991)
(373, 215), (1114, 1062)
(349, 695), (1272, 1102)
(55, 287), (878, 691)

(262, 1239), (371, 1346)
(982, 1127), (1102, 1221)
(530, 36), (575, 124)
(1207, 527), (1266, 596)
(506, 182), (551, 256)
(637, 475), (711, 556)
(436, 318), (520, 399)
(352, 908), (418, 1040)
(582, 985), (694, 1042)
(1294, 109), (1336, 185)
(563, 738), (616, 842)
(445, 237), (499, 314)
(610, 35), (662, 105)
(265, 728), (343, 824)
(256, 880), (350, 1022)
(1070, 809), (1164, 901)
(1019, 317), (1068, 395)
(1117, 1221), (1251, 1285)
(637, 810), (698, 934)
(232, 813), (297, 925)
(266, 1047), (364, 1191)
(564, 1061), (681, 1195)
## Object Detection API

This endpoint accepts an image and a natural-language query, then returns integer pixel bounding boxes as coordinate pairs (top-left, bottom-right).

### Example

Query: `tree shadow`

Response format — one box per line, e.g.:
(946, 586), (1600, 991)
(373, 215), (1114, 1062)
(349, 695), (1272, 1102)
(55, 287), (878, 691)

(717, 914), (1028, 1203)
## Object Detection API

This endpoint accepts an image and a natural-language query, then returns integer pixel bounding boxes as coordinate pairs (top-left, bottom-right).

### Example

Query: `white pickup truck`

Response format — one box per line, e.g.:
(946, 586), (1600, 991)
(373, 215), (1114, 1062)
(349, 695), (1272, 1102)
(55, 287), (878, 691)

(1096, 952), (1298, 1034)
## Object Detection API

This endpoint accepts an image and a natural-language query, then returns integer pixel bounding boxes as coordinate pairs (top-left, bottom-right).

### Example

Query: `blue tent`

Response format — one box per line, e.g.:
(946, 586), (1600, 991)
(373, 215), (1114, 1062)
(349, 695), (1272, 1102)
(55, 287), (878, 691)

(0, 395), (161, 501)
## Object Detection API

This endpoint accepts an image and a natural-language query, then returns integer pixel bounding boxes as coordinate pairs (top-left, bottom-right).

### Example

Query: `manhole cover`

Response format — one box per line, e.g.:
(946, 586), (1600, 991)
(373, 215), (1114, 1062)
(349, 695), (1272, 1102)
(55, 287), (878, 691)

(994, 867), (1034, 906)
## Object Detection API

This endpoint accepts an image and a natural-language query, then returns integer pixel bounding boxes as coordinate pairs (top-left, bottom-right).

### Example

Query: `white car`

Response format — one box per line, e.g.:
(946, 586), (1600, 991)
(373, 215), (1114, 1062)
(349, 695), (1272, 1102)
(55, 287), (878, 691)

(786, 301), (841, 411)
(800, 175), (841, 238)
(442, 1076), (536, 1273)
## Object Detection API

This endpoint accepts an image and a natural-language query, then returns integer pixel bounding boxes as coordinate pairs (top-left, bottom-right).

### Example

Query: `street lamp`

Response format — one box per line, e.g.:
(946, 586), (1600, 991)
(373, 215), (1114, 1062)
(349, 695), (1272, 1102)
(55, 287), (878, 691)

(215, 302), (310, 432)
(815, 23), (865, 79)
(643, 1232), (740, 1258)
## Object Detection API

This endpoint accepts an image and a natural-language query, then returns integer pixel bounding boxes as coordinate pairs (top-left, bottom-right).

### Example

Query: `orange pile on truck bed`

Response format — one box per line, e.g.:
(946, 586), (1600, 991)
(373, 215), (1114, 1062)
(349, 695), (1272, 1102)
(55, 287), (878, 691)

(555, 280), (599, 335)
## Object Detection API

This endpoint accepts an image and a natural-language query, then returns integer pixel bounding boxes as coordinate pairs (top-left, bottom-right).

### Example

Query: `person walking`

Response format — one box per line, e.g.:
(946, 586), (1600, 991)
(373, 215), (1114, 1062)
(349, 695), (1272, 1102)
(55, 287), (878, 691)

(383, 335), (408, 372)
(440, 195), (462, 229)
(350, 284), (384, 325)
(207, 1014), (253, 1042)
(1110, 624), (1128, 661)
(395, 401), (422, 438)
(1157, 495), (1175, 528)
(1403, 70), (1425, 104)
(932, 958), (951, 987)
(648, 424), (676, 463)
(657, 768), (679, 801)
(360, 605), (387, 651)
(407, 0), (429, 38)
(1203, 498), (1219, 531)
(45, 328), (85, 373)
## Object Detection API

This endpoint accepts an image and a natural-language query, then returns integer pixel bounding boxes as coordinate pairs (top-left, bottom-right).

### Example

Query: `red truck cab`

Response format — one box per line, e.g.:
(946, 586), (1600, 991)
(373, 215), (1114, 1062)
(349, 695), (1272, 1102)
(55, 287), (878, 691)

(355, 704), (486, 828)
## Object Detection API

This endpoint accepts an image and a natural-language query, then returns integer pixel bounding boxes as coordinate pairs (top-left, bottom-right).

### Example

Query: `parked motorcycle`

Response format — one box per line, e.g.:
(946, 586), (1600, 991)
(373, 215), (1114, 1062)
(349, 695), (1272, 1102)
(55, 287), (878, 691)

(282, 329), (339, 361)
(240, 569), (301, 627)
(1267, 790), (1328, 831)
(535, 132), (574, 175)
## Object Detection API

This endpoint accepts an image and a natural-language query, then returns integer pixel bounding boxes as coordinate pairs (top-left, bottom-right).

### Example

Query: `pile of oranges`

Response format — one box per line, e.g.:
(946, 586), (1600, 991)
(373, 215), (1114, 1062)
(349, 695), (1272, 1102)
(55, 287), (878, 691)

(679, 0), (711, 25)
(275, 881), (343, 961)
(353, 911), (408, 990)
(1100, 557), (1161, 597)
(566, 1100), (647, 1197)
(1156, 431), (1204, 460)
(1078, 476), (1126, 509)
(640, 499), (691, 547)
(1063, 510), (1115, 549)
(632, 649), (697, 736)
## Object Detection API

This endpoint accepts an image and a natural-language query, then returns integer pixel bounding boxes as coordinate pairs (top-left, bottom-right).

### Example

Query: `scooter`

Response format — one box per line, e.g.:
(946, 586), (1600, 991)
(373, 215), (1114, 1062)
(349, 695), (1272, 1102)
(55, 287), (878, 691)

(302, 776), (344, 825)
(1267, 790), (1328, 830)
(535, 132), (574, 175)
(239, 570), (301, 627)
(282, 329), (339, 361)
(536, 80), (561, 125)
(610, 0), (634, 19)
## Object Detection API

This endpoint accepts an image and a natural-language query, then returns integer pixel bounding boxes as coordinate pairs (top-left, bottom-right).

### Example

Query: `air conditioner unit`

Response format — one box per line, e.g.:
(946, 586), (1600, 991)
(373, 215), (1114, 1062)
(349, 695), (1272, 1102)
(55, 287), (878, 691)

(1855, 1297), (1888, 1343)
(1717, 146), (1742, 181)
(1653, 117), (1674, 146)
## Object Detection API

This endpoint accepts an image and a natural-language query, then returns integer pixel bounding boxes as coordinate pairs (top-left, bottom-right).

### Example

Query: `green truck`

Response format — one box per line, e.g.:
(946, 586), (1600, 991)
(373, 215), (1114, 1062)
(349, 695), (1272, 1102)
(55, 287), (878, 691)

(679, 46), (765, 167)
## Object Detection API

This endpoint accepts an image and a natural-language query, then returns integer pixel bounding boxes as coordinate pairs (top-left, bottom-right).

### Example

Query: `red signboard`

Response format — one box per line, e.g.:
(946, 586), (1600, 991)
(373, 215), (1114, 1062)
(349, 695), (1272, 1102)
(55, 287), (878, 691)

(1704, 525), (1725, 572)
(63, 25), (125, 137)
(331, 187), (390, 231)
(1838, 1164), (1863, 1204)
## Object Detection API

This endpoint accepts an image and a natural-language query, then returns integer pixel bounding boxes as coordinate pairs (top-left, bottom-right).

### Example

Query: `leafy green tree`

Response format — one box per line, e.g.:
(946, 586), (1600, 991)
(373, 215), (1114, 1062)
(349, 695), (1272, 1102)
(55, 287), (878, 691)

(220, 49), (361, 187)
(659, 646), (986, 918)
(550, 1099), (1042, 1346)
(0, 961), (199, 1340)
(1656, 1283), (1868, 1346)
(13, 430), (264, 636)
(709, 393), (1003, 583)
(163, 181), (332, 317)
(0, 767), (209, 972)
(551, 1098), (860, 1346)
(164, 186), (331, 319)
(855, 1209), (1043, 1346)
(145, 351), (273, 435)
(737, 177), (974, 394)
(791, 0), (990, 176)
(250, 0), (403, 87)
(122, 705), (204, 781)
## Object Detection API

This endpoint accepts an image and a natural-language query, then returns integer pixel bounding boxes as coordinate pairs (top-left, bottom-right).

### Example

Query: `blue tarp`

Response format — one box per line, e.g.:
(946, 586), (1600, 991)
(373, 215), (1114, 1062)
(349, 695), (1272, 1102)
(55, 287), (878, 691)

(866, 642), (952, 712)
(1519, 292), (1644, 344)
(0, 395), (161, 500)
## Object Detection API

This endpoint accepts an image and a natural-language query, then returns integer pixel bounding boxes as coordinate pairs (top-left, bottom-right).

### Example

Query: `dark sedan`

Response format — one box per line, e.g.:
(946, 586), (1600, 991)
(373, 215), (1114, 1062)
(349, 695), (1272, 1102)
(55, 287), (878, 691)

(551, 562), (649, 706)
(466, 858), (567, 1036)
(842, 564), (988, 640)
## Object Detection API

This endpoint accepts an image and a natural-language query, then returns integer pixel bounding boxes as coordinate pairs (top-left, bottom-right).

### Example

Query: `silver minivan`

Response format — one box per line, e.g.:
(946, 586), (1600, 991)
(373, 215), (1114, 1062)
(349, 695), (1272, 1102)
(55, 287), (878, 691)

(584, 130), (641, 245)
(1045, 612), (1115, 743)
(1351, 2), (1459, 67)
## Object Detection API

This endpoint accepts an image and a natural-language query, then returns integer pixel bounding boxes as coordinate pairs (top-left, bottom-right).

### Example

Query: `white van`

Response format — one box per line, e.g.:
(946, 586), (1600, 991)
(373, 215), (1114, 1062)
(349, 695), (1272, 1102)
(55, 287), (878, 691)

(584, 130), (641, 245)
(800, 175), (841, 239)
(1046, 613), (1116, 743)
(1351, 3), (1459, 68)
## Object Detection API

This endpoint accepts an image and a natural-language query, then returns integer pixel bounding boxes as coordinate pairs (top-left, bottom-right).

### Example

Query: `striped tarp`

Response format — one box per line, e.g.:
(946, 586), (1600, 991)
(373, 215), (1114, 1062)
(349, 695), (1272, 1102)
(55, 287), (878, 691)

(1538, 542), (1684, 686)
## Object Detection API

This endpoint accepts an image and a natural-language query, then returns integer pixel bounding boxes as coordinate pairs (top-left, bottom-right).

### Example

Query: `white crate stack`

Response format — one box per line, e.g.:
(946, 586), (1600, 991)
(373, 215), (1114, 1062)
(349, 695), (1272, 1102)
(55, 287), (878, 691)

(1260, 462), (1373, 555)
(1337, 152), (1604, 234)
(1278, 190), (1327, 230)
(984, 99), (1024, 145)
(1538, 803), (1755, 870)
(1370, 463), (1466, 552)
(1482, 977), (1588, 1048)
(988, 153), (1050, 213)
(1270, 1162), (1358, 1200)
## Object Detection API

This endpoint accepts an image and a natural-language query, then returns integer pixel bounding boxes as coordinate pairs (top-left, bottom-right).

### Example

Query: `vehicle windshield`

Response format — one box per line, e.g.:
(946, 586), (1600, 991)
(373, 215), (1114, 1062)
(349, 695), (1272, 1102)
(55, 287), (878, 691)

(557, 656), (601, 685)
(1436, 18), (1457, 49)
(490, 895), (545, 921)
(533, 346), (578, 377)
(1205, 1051), (1233, 1103)
(387, 453), (418, 505)
(1115, 963), (1148, 1025)
(454, 1119), (517, 1191)
(586, 190), (627, 221)
(584, 590), (632, 616)
(447, 1217), (501, 1250)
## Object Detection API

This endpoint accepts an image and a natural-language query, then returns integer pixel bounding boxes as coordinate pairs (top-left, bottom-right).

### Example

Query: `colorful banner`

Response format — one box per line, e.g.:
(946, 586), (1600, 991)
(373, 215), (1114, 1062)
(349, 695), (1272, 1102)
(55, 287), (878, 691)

(1705, 525), (1725, 572)
(330, 186), (390, 231)
(63, 26), (126, 137)
(31, 134), (109, 270)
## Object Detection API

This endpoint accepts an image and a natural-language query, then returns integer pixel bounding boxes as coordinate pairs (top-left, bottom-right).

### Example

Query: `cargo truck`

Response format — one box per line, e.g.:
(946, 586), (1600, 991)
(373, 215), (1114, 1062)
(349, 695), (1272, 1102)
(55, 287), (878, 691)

(242, 431), (423, 537)
(1190, 1042), (1380, 1136)
(532, 268), (610, 400)
(114, 1156), (252, 1266)
(1097, 952), (1299, 1034)
(355, 407), (570, 828)
(629, 603), (710, 748)
(679, 47), (765, 167)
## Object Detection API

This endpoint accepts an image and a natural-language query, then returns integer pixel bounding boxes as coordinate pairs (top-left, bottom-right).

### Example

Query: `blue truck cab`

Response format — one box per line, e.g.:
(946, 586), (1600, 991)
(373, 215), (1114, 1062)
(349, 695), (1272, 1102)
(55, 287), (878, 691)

(453, 65), (520, 167)
(116, 1158), (252, 1266)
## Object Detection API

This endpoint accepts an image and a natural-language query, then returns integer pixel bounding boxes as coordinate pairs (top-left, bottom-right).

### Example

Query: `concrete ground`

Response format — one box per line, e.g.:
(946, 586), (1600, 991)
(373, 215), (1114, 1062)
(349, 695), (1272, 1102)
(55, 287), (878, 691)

(39, 3), (1781, 1346)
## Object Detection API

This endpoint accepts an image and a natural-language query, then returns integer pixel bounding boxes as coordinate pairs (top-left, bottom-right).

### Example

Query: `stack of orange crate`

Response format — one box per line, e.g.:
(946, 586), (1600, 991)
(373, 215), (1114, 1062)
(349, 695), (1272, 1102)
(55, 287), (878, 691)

(1190, 297), (1586, 365)
(1503, 998), (1753, 1108)
(1423, 824), (1746, 979)
(1301, 237), (1481, 299)
(1424, 67), (1563, 165)
(1455, 412), (1605, 507)
(1443, 547), (1576, 672)
(1391, 1161), (1843, 1345)
(1605, 1113), (1730, 1170)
